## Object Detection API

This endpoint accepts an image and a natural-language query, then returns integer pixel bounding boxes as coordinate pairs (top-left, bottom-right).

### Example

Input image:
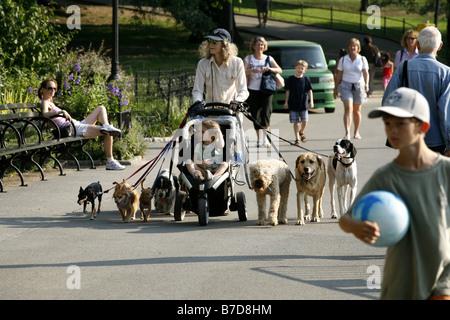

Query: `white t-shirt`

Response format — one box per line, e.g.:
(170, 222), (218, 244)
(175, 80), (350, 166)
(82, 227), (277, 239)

(338, 54), (368, 84)
(245, 54), (274, 90)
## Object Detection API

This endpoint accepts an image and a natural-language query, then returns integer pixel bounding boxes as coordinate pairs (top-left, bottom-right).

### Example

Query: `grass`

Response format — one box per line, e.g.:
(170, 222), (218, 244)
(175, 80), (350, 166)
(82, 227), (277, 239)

(58, 1), (449, 75)
(60, 6), (200, 74)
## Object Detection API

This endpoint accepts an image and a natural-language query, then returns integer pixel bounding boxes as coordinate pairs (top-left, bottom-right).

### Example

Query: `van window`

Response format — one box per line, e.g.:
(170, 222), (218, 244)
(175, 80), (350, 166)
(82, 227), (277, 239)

(267, 46), (326, 70)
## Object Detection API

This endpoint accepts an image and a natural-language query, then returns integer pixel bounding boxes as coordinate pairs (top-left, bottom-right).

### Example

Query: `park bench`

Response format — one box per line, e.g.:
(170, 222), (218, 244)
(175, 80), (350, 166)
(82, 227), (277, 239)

(0, 102), (96, 192)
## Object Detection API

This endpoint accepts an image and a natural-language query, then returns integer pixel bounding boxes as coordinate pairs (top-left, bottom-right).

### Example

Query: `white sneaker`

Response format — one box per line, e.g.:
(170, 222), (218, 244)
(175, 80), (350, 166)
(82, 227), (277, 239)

(106, 159), (125, 170)
(100, 123), (121, 136)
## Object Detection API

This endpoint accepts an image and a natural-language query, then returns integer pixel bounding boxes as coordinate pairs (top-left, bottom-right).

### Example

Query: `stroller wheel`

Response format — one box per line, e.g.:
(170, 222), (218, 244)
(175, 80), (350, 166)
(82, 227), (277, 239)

(236, 191), (247, 221)
(197, 197), (209, 226)
(174, 191), (186, 221)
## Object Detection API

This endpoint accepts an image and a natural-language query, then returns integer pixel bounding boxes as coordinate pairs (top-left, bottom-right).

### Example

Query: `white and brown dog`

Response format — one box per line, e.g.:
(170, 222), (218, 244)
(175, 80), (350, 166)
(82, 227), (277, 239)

(249, 159), (291, 226)
(153, 169), (178, 215)
(327, 139), (357, 219)
(294, 153), (327, 225)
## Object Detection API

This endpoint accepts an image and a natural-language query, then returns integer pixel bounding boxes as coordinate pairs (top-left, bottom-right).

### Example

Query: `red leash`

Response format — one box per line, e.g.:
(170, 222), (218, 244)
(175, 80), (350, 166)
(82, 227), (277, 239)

(103, 103), (198, 194)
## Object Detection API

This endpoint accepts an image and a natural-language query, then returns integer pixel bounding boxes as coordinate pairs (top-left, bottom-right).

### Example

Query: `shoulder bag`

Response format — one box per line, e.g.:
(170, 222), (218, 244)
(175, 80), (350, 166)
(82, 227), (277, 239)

(260, 55), (277, 95)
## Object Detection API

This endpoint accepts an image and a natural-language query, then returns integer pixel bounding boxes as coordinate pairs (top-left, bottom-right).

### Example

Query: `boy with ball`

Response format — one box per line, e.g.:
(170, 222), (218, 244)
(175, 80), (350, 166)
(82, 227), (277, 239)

(339, 87), (450, 300)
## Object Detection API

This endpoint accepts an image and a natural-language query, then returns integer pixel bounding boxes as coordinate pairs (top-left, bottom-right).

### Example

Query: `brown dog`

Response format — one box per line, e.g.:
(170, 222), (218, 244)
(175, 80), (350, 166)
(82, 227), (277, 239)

(113, 180), (139, 223)
(295, 153), (326, 225)
(139, 178), (153, 222)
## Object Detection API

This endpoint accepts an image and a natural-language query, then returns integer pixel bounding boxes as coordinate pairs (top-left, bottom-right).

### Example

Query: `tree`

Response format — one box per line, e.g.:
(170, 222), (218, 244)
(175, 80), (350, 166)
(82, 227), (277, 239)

(0, 0), (73, 76)
(130, 0), (240, 43)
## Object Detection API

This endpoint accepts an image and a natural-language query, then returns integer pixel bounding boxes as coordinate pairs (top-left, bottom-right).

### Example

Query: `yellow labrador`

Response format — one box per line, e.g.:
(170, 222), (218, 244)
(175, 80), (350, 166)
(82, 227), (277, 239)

(295, 153), (327, 225)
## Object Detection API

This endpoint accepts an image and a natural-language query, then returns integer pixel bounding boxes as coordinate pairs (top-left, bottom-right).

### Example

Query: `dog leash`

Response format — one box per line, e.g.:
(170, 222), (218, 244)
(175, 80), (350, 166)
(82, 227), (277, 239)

(241, 110), (329, 182)
(104, 102), (207, 194)
(241, 110), (329, 158)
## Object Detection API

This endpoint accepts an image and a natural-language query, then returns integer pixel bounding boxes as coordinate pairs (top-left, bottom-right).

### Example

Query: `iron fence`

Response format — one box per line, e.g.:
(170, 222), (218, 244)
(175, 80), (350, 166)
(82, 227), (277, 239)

(132, 68), (196, 124)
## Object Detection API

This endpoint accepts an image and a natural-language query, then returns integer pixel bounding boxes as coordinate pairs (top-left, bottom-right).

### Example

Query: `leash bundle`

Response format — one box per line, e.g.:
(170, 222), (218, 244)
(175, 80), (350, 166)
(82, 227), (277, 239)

(103, 103), (207, 194)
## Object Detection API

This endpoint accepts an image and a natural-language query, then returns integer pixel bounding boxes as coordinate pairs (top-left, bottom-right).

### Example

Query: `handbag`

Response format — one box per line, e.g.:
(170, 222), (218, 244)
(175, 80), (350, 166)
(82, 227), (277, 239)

(52, 125), (73, 139)
(275, 73), (285, 89)
(260, 56), (277, 95)
(375, 53), (383, 67)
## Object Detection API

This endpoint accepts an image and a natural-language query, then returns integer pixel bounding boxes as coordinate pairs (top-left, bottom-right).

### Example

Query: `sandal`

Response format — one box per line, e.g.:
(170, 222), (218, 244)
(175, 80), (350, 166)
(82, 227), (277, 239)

(300, 132), (307, 143)
(294, 139), (300, 146)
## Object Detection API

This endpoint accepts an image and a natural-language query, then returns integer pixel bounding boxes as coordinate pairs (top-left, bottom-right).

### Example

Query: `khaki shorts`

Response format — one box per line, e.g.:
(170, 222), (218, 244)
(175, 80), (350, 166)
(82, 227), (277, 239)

(339, 80), (367, 104)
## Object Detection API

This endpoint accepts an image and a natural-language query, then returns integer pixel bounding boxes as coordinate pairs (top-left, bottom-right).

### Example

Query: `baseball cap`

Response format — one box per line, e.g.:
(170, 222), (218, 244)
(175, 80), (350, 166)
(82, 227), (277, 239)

(368, 87), (430, 123)
(205, 28), (232, 43)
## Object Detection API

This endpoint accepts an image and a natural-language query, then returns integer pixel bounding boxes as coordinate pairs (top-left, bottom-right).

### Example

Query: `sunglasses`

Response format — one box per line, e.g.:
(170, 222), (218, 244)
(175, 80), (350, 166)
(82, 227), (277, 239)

(46, 87), (57, 91)
(406, 37), (416, 41)
(207, 39), (222, 45)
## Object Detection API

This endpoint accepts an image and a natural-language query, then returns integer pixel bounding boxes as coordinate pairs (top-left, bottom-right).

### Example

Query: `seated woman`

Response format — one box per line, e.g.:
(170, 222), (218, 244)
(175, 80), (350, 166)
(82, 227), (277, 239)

(186, 120), (228, 180)
(38, 78), (125, 170)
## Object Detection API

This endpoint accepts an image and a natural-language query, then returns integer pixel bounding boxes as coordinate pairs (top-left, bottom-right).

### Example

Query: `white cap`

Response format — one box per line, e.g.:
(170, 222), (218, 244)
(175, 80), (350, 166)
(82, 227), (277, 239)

(368, 87), (430, 123)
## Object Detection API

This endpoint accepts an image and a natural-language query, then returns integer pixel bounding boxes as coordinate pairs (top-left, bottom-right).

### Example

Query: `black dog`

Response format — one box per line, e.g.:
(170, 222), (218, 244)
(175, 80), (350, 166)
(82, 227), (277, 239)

(77, 182), (103, 220)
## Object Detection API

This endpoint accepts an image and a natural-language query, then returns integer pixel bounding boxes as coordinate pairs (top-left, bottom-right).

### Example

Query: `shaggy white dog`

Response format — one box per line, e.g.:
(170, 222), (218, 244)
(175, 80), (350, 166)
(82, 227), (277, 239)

(249, 159), (291, 226)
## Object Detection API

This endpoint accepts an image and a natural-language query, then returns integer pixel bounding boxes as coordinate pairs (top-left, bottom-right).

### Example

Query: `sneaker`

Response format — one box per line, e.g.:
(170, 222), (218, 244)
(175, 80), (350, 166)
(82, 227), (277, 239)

(100, 123), (121, 136)
(106, 159), (125, 170)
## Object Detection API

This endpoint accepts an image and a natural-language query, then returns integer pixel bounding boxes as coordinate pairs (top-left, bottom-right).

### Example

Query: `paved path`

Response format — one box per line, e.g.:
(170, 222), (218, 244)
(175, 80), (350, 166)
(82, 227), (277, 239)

(0, 14), (400, 304)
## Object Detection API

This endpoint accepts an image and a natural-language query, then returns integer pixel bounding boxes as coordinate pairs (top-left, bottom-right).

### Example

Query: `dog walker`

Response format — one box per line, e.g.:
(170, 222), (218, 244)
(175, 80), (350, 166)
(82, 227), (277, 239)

(172, 102), (251, 226)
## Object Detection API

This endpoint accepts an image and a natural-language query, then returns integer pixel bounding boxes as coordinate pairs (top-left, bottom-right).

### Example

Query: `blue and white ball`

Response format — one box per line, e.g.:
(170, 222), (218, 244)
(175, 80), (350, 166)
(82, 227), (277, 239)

(353, 191), (410, 247)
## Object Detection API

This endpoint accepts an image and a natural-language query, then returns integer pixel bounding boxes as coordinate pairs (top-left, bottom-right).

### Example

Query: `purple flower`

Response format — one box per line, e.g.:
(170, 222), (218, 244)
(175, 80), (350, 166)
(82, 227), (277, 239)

(75, 62), (81, 72)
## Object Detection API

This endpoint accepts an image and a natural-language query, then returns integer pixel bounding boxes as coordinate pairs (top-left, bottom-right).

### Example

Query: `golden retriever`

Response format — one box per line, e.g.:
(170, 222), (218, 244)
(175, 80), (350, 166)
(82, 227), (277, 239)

(113, 180), (139, 223)
(294, 152), (326, 225)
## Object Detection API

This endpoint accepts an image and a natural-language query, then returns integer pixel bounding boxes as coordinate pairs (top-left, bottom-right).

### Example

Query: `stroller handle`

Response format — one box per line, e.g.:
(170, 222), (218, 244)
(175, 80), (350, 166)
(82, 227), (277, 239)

(189, 101), (248, 117)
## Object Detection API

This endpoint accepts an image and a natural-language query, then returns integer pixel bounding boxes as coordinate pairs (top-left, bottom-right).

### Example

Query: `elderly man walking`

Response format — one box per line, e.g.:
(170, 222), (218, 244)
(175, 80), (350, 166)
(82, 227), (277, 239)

(382, 26), (450, 157)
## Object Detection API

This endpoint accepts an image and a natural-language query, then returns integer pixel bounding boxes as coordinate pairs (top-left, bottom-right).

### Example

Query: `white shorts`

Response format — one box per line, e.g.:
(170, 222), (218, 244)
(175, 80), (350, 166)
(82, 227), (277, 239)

(72, 119), (89, 137)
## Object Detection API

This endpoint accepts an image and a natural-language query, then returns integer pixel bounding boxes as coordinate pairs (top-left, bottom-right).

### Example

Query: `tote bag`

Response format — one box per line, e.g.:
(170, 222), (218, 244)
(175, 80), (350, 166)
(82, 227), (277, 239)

(260, 56), (277, 95)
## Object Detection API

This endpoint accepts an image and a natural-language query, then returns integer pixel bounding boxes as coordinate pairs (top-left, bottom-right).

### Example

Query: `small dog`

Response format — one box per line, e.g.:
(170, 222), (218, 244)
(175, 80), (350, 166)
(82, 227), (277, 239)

(294, 153), (327, 225)
(113, 179), (139, 223)
(139, 178), (153, 222)
(327, 139), (358, 219)
(77, 182), (103, 220)
(249, 159), (291, 226)
(153, 169), (178, 215)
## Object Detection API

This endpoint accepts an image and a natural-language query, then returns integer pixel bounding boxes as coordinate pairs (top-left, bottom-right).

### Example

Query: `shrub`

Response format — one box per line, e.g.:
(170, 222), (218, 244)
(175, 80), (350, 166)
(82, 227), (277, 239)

(0, 0), (73, 76)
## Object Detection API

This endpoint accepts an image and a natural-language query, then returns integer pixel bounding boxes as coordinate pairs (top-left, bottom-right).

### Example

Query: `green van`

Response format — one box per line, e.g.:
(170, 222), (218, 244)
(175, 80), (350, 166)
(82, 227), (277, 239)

(266, 40), (336, 113)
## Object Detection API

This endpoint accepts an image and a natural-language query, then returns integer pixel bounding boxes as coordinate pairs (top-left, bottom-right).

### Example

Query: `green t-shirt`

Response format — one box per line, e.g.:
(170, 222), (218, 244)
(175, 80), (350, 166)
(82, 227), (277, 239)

(348, 155), (450, 299)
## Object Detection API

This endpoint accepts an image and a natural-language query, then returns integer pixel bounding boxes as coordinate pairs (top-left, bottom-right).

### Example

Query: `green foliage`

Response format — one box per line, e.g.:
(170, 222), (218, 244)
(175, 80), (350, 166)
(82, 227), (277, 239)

(53, 46), (133, 117)
(0, 0), (74, 75)
(113, 117), (150, 160)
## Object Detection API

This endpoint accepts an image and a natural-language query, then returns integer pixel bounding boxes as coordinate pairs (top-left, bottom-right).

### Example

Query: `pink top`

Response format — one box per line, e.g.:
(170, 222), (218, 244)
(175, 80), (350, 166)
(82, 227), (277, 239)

(45, 101), (70, 128)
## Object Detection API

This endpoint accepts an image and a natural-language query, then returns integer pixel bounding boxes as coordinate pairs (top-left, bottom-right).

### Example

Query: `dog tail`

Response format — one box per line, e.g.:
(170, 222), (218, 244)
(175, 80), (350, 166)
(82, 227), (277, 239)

(141, 178), (146, 190)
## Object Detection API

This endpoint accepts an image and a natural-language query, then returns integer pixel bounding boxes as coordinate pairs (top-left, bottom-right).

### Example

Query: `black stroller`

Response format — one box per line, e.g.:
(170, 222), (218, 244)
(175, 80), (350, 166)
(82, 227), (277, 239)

(172, 102), (250, 226)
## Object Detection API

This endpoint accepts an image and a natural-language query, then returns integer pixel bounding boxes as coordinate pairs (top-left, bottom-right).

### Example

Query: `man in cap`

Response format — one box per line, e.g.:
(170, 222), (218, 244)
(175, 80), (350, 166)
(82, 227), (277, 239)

(192, 28), (249, 104)
(340, 87), (450, 300)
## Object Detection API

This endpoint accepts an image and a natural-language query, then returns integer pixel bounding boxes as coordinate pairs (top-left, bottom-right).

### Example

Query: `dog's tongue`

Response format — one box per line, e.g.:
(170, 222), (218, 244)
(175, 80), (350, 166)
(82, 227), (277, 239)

(303, 173), (312, 180)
